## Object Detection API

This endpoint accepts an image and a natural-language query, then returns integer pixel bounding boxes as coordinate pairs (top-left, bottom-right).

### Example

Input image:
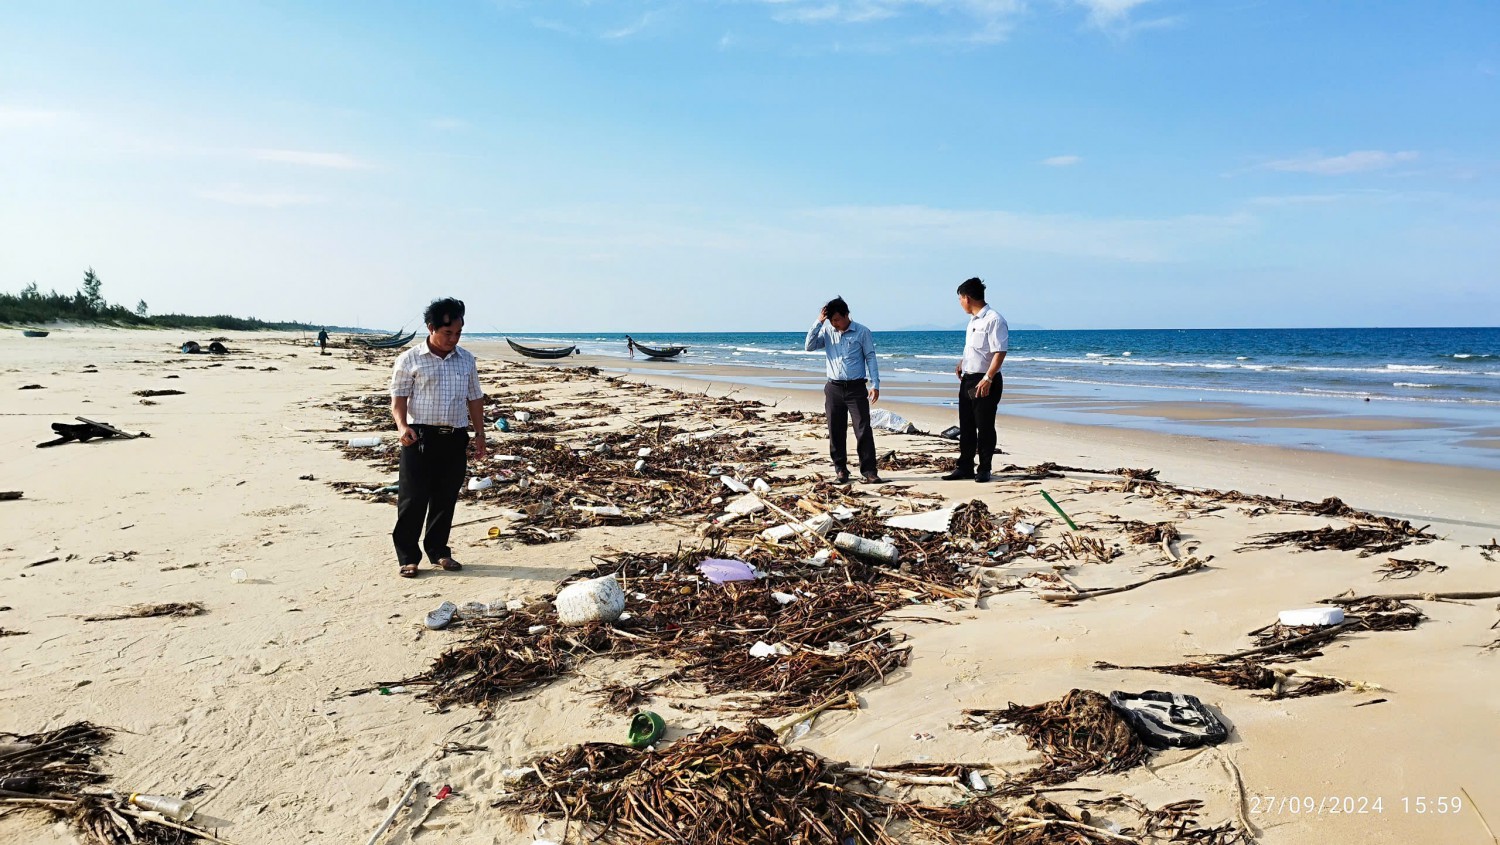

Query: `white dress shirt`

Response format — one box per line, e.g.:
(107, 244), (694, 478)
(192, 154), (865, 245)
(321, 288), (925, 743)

(961, 305), (1009, 375)
(390, 343), (483, 427)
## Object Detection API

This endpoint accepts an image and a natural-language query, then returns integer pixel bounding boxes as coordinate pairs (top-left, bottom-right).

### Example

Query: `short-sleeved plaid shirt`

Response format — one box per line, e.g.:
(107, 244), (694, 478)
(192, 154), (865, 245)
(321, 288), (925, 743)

(390, 342), (484, 427)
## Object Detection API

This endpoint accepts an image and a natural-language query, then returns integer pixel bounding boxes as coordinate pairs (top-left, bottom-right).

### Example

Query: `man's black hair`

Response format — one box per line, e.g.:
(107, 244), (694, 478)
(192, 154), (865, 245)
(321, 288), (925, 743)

(956, 277), (985, 303)
(824, 296), (850, 318)
(424, 297), (466, 328)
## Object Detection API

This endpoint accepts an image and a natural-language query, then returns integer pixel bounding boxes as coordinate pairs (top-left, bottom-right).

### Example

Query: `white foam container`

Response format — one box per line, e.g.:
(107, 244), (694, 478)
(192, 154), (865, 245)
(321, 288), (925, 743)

(1278, 607), (1345, 627)
(554, 574), (626, 626)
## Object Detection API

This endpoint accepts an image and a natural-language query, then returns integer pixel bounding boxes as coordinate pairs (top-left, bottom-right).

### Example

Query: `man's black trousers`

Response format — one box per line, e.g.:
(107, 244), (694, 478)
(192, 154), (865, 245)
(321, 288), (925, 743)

(956, 373), (1002, 474)
(823, 379), (877, 476)
(393, 426), (469, 569)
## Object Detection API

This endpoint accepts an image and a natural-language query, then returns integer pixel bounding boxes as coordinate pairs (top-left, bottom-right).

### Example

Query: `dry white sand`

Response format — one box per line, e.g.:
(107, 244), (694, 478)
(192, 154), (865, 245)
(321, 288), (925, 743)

(3, 328), (1497, 844)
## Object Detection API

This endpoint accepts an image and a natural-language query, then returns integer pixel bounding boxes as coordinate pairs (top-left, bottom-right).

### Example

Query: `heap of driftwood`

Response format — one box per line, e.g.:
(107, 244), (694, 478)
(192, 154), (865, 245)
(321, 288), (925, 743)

(1238, 522), (1434, 558)
(1095, 594), (1429, 699)
(0, 722), (224, 845)
(962, 690), (1150, 795)
(496, 721), (1240, 845)
(367, 546), (913, 716)
(1375, 557), (1447, 580)
(82, 603), (206, 623)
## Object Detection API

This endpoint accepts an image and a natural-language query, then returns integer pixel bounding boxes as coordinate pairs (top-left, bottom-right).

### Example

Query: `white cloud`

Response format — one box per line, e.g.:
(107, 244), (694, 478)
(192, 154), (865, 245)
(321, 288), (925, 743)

(197, 188), (325, 208)
(1262, 150), (1420, 175)
(1043, 154), (1081, 167)
(1075, 0), (1150, 29)
(0, 107), (73, 129)
(760, 0), (1024, 33)
(251, 149), (372, 170)
(603, 9), (666, 39)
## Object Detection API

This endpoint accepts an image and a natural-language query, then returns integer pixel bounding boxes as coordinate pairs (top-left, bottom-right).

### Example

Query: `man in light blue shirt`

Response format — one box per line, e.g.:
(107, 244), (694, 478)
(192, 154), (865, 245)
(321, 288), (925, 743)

(805, 296), (884, 484)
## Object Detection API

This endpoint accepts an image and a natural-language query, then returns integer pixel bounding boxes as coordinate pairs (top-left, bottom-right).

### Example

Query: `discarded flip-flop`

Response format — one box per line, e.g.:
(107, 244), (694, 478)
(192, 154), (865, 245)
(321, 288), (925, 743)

(425, 601), (458, 630)
(628, 711), (666, 748)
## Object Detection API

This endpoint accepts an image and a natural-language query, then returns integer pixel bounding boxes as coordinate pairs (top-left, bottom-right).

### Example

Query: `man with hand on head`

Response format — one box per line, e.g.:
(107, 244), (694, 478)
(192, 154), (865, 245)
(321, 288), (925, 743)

(806, 296), (884, 485)
(945, 277), (1008, 483)
(390, 297), (487, 578)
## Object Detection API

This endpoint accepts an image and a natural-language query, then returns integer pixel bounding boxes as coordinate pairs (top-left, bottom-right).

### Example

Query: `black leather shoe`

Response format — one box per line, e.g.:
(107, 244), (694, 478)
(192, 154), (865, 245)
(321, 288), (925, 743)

(859, 474), (886, 485)
(974, 470), (992, 483)
(834, 469), (851, 484)
(941, 469), (975, 481)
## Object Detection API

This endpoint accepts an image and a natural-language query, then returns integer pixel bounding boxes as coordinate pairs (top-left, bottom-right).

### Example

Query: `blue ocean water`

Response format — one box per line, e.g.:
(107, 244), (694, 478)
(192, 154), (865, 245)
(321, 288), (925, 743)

(485, 327), (1500, 408)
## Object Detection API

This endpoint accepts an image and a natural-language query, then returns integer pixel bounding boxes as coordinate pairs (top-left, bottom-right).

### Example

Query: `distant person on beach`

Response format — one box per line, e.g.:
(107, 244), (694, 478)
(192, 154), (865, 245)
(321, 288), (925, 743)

(625, 334), (635, 358)
(946, 277), (1008, 483)
(389, 298), (487, 578)
(806, 296), (883, 484)
(317, 327), (329, 355)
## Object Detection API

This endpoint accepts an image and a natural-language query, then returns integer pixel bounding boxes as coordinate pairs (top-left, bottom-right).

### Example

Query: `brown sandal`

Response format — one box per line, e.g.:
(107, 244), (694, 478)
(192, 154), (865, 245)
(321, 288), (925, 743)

(399, 564), (419, 578)
(437, 558), (463, 571)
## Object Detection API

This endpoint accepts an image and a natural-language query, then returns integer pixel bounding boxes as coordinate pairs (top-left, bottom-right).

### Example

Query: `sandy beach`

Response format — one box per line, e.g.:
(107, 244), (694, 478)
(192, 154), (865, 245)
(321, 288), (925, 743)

(4, 327), (1499, 845)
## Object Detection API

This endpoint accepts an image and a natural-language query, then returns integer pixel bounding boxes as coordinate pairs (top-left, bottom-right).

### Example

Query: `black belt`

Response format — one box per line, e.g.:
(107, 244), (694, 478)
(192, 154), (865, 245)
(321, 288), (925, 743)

(830, 378), (867, 385)
(414, 424), (465, 435)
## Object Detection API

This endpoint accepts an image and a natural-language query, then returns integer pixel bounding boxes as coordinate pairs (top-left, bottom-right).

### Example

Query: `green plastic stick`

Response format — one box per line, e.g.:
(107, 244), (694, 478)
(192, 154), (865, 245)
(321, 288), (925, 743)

(1040, 490), (1079, 531)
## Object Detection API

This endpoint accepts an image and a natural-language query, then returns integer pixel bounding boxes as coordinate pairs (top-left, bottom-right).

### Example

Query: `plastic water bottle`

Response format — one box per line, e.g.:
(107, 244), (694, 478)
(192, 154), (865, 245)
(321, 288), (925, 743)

(348, 436), (381, 448)
(129, 794), (195, 821)
(833, 532), (899, 565)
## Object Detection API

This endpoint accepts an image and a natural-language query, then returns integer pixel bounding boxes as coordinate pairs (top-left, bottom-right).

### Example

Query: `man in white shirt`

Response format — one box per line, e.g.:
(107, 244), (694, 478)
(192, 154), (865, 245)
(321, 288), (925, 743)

(945, 278), (1009, 483)
(389, 298), (487, 578)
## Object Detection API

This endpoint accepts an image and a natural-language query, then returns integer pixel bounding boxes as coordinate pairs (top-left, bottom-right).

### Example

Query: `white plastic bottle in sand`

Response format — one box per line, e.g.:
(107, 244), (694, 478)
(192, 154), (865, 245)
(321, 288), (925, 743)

(833, 532), (899, 565)
(129, 794), (195, 821)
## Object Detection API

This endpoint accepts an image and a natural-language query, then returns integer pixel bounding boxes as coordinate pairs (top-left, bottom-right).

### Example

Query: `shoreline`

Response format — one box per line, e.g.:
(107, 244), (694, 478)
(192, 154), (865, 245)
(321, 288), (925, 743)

(4, 327), (1498, 844)
(477, 334), (1500, 471)
(474, 344), (1500, 544)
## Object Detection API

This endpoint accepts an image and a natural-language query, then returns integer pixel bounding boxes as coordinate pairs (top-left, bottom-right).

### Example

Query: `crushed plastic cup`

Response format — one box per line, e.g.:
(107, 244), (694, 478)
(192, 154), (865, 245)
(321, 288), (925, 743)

(468, 476), (494, 491)
(230, 568), (248, 584)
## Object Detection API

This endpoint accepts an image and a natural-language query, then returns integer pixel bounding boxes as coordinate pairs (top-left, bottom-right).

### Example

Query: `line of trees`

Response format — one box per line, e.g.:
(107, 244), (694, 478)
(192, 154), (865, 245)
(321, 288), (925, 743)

(1, 269), (317, 331)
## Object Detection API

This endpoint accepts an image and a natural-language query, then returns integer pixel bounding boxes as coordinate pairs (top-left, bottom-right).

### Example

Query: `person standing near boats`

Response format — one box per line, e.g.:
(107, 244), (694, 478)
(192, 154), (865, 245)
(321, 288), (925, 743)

(945, 277), (1008, 483)
(805, 296), (884, 485)
(389, 298), (487, 578)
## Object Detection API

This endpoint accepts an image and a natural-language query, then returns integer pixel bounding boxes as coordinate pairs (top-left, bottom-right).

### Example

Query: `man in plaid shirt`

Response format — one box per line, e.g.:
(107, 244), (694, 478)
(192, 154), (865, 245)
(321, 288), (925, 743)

(389, 298), (487, 577)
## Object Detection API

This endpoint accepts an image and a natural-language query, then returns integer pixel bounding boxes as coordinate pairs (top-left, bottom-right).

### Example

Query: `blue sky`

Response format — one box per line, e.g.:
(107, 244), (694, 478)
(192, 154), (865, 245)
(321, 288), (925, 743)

(2, 0), (1497, 331)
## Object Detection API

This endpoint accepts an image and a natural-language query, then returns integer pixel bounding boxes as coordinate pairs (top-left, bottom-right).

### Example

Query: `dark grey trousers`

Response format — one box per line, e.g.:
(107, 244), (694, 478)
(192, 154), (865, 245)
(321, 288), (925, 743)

(393, 426), (469, 568)
(824, 379), (877, 476)
(956, 373), (1002, 473)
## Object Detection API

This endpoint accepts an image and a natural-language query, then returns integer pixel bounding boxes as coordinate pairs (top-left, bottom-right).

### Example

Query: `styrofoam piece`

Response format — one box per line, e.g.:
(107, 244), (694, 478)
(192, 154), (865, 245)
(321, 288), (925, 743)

(348, 436), (381, 448)
(721, 475), (751, 494)
(724, 494), (766, 516)
(468, 476), (494, 491)
(884, 507), (957, 533)
(554, 574), (625, 626)
(1278, 607), (1345, 627)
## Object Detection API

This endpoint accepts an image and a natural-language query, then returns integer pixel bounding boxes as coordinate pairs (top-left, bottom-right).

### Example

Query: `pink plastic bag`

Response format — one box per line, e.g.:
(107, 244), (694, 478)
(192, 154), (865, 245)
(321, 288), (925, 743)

(697, 558), (756, 584)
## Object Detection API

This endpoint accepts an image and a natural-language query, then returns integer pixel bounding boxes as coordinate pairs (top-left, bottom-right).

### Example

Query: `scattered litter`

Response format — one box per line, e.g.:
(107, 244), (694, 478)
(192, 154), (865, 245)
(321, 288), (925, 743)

(554, 574), (626, 626)
(1277, 607), (1345, 627)
(883, 507), (956, 533)
(426, 601), (459, 630)
(749, 640), (792, 658)
(833, 532), (899, 565)
(939, 426), (962, 440)
(348, 436), (382, 448)
(468, 476), (494, 491)
(869, 408), (917, 434)
(627, 710), (666, 748)
(1107, 690), (1229, 749)
(721, 475), (751, 494)
(230, 568), (248, 584)
(697, 558), (757, 584)
(771, 591), (799, 605)
(0, 491), (22, 501)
